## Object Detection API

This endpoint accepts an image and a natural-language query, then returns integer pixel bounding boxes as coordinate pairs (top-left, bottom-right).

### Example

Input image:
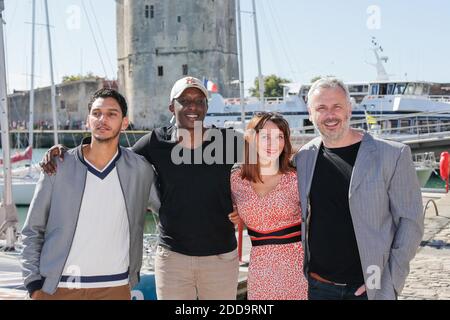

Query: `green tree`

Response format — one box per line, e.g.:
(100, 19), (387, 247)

(62, 72), (98, 83)
(249, 74), (291, 98)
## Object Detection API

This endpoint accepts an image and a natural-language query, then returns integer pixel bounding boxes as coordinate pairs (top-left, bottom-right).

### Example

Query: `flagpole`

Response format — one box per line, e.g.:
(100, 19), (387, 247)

(252, 0), (265, 108)
(0, 0), (18, 251)
(236, 0), (246, 131)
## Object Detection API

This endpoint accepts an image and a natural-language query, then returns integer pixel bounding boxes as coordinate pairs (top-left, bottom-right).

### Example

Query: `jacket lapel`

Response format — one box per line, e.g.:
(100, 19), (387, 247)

(115, 147), (132, 222)
(349, 133), (377, 197)
(304, 137), (322, 199)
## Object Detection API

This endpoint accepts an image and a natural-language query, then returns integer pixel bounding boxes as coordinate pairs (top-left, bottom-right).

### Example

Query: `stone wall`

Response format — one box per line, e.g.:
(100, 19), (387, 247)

(8, 79), (116, 130)
(117, 0), (239, 129)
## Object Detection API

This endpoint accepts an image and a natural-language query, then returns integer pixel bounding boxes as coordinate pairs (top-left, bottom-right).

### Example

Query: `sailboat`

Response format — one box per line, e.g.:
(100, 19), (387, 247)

(0, 0), (59, 205)
(0, 0), (28, 299)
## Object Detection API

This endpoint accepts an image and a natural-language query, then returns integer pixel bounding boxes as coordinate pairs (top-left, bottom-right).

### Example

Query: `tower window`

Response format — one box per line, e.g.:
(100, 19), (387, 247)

(150, 5), (154, 18)
(158, 66), (164, 77)
(182, 64), (188, 76)
(177, 16), (181, 23)
(145, 5), (149, 18)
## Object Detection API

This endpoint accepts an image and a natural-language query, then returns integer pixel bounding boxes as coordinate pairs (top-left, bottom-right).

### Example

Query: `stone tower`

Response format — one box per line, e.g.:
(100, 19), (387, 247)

(116, 0), (239, 129)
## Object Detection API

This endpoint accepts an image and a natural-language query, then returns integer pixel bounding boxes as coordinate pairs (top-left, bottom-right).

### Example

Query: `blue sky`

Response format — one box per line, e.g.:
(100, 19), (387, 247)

(3, 0), (450, 94)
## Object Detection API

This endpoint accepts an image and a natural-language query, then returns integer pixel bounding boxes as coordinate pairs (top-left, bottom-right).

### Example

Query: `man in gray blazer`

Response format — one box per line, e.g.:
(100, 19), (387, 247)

(21, 89), (157, 300)
(295, 77), (424, 300)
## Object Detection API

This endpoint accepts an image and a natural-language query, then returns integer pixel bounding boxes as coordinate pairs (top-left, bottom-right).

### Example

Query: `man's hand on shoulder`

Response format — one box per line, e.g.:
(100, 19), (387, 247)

(39, 144), (68, 175)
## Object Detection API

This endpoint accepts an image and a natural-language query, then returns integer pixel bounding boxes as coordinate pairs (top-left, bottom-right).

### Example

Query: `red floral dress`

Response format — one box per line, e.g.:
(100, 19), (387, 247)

(231, 169), (308, 300)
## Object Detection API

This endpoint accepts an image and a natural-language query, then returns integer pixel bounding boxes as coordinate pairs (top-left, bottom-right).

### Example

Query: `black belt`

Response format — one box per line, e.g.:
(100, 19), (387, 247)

(248, 222), (301, 247)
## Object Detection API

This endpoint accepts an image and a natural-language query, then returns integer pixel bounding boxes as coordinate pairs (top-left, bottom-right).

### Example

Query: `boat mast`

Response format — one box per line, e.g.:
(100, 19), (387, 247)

(28, 0), (36, 166)
(370, 37), (389, 81)
(44, 0), (58, 144)
(251, 0), (265, 107)
(236, 0), (246, 130)
(0, 0), (18, 251)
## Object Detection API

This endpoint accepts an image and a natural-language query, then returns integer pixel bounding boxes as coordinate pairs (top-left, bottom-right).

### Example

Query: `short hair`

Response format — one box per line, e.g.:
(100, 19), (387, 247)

(240, 112), (295, 183)
(307, 77), (351, 107)
(88, 88), (128, 117)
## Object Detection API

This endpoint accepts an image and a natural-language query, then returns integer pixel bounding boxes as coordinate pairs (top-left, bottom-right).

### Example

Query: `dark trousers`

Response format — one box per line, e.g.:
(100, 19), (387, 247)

(308, 276), (368, 300)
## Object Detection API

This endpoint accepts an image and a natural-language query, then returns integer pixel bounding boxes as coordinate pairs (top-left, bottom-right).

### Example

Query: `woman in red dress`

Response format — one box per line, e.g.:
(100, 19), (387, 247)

(230, 112), (308, 300)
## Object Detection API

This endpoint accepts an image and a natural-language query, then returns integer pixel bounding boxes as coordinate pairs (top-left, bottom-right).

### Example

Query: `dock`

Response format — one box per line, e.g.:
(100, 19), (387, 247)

(400, 192), (450, 299)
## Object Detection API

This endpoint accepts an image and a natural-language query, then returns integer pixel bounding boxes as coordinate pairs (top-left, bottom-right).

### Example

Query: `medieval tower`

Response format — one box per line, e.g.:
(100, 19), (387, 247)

(116, 0), (239, 129)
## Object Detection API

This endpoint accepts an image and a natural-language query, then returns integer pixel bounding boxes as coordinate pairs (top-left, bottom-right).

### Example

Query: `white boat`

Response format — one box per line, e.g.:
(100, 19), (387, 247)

(415, 166), (433, 188)
(0, 177), (37, 206)
(413, 152), (437, 188)
(0, 153), (41, 206)
(205, 39), (450, 135)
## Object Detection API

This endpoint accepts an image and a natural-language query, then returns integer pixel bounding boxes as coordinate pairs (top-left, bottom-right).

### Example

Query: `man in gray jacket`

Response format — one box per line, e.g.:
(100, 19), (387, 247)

(295, 77), (424, 300)
(21, 89), (156, 300)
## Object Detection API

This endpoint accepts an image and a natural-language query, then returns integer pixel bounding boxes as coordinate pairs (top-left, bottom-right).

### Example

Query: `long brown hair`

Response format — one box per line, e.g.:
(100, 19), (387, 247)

(241, 112), (295, 183)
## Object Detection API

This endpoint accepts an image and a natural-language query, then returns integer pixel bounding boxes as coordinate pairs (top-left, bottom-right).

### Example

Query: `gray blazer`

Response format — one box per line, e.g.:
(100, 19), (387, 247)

(21, 145), (157, 295)
(295, 132), (424, 300)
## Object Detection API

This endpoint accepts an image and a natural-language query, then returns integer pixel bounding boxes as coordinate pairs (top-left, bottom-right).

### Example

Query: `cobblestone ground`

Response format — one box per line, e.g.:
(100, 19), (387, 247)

(399, 201), (450, 300)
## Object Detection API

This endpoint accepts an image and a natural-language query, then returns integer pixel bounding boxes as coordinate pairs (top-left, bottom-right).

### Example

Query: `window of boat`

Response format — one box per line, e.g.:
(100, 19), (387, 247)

(428, 119), (438, 133)
(349, 85), (361, 93)
(387, 83), (395, 95)
(400, 119), (411, 132)
(418, 119), (436, 133)
(303, 119), (314, 133)
(379, 83), (388, 95)
(441, 120), (450, 131)
(394, 83), (407, 95)
(390, 120), (399, 132)
(349, 85), (368, 93)
(404, 83), (415, 95)
(371, 84), (379, 95)
(414, 83), (425, 95)
(422, 84), (431, 95)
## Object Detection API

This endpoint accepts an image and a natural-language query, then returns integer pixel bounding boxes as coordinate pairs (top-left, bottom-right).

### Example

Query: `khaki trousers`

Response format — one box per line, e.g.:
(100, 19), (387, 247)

(33, 285), (131, 300)
(154, 246), (239, 300)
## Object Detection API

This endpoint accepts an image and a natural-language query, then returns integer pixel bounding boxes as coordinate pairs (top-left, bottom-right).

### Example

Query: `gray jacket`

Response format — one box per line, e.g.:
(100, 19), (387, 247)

(295, 132), (424, 300)
(21, 145), (156, 295)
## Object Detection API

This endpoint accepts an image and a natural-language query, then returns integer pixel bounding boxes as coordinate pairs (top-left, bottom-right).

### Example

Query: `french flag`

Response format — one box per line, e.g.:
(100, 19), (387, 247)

(204, 78), (218, 93)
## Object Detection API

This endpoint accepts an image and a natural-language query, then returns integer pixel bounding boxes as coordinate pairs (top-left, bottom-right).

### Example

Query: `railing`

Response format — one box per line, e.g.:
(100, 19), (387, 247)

(224, 96), (287, 106)
(414, 152), (437, 168)
(423, 199), (439, 217)
(292, 110), (450, 144)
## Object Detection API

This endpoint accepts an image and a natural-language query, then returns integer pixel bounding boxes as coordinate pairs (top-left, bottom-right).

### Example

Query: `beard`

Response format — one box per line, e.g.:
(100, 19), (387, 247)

(314, 116), (351, 143)
(93, 127), (121, 143)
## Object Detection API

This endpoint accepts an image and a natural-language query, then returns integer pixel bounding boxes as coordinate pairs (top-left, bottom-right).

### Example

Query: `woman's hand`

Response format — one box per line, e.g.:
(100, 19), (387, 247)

(228, 208), (242, 226)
